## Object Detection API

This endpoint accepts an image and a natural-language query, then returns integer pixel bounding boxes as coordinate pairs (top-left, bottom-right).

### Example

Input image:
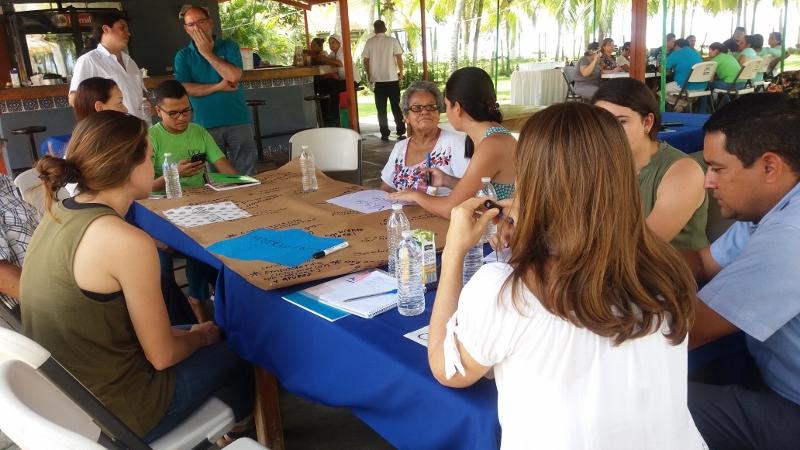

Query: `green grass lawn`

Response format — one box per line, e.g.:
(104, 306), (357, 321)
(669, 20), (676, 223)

(357, 75), (512, 120)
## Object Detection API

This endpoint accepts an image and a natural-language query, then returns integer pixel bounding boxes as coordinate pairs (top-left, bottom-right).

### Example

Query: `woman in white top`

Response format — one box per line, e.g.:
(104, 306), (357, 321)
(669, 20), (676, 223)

(380, 81), (468, 192)
(428, 102), (706, 449)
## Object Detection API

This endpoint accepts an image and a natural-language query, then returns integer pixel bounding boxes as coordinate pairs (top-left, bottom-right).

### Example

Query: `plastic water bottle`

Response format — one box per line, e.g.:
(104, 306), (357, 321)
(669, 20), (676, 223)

(463, 244), (484, 286)
(386, 203), (410, 277)
(396, 230), (425, 316)
(476, 177), (498, 243)
(9, 68), (20, 88)
(299, 145), (318, 192)
(162, 153), (182, 199)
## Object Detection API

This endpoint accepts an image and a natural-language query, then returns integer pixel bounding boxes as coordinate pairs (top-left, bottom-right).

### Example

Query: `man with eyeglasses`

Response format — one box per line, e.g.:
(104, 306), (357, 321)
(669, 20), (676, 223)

(174, 5), (255, 175)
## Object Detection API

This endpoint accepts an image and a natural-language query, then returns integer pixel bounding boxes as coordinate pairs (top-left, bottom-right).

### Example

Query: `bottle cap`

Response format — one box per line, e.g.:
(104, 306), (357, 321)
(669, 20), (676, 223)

(164, 152), (172, 156)
(392, 203), (403, 211)
(481, 176), (491, 183)
(401, 230), (413, 238)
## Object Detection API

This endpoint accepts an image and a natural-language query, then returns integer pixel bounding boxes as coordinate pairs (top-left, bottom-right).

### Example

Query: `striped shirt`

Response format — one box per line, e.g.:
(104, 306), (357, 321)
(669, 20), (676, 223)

(0, 176), (39, 309)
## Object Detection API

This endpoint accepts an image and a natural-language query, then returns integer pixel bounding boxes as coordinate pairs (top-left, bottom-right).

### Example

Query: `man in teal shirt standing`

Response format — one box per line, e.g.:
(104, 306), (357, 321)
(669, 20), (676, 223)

(174, 6), (255, 175)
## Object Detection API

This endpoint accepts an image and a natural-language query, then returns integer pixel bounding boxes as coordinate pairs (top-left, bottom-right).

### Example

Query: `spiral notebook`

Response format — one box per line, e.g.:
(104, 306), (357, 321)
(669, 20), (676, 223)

(283, 270), (398, 319)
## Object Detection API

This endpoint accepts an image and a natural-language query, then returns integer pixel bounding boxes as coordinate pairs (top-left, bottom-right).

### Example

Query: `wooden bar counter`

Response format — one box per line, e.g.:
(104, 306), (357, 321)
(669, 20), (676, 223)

(0, 65), (336, 170)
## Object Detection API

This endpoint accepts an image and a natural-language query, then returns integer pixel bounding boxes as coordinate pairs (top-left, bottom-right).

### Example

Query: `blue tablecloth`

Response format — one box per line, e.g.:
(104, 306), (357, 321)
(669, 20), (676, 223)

(129, 203), (501, 450)
(658, 112), (709, 154)
(39, 134), (71, 158)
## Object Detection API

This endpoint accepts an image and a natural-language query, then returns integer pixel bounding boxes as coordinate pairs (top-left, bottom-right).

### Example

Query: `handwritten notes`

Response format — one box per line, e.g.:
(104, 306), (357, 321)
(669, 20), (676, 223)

(326, 189), (395, 214)
(137, 160), (451, 291)
(207, 228), (345, 267)
(163, 201), (251, 227)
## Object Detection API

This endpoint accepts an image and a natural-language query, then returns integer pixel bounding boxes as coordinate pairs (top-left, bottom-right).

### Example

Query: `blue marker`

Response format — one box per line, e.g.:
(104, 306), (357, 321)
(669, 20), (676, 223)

(425, 153), (432, 185)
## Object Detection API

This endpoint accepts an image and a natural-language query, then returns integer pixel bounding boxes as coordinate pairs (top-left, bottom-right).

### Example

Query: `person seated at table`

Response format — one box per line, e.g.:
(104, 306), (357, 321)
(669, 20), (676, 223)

(380, 81), (468, 193)
(650, 32), (676, 62)
(307, 37), (344, 126)
(708, 42), (746, 92)
(761, 32), (789, 75)
(682, 93), (800, 450)
(687, 34), (697, 49)
(388, 67), (516, 218)
(150, 80), (238, 323)
(574, 42), (603, 99)
(616, 41), (631, 70)
(427, 102), (704, 449)
(598, 38), (623, 73)
(664, 38), (704, 106)
(20, 111), (254, 443)
(0, 175), (39, 331)
(73, 77), (128, 122)
(737, 35), (760, 67)
(592, 78), (708, 250)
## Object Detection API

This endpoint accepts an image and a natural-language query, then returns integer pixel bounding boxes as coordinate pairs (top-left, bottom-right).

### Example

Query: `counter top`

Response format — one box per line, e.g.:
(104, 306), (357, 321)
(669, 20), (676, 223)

(0, 65), (338, 102)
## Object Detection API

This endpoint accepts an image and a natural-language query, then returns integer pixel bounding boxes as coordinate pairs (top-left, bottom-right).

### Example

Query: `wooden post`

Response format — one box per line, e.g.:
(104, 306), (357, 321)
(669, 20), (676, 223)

(303, 9), (310, 48)
(420, 0), (428, 80)
(254, 367), (285, 450)
(339, 0), (359, 132)
(630, 0), (647, 82)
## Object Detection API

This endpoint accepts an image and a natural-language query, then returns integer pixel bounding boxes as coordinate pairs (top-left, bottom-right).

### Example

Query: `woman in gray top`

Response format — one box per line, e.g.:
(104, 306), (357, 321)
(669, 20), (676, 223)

(574, 42), (603, 99)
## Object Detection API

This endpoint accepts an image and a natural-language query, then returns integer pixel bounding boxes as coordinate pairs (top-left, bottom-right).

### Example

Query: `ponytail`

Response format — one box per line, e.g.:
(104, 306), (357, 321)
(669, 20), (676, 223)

(35, 156), (81, 213)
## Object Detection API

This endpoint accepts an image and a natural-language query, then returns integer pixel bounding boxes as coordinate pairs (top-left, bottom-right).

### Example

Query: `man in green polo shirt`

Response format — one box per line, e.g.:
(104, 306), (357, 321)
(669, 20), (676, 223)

(174, 6), (255, 175)
(150, 80), (237, 192)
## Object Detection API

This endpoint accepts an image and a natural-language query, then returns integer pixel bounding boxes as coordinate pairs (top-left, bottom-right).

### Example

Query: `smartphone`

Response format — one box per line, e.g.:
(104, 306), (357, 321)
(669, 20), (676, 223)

(190, 152), (207, 163)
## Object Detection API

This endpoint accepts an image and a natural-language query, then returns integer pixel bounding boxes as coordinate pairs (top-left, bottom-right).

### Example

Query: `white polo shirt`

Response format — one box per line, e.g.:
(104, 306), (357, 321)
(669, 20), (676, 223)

(69, 43), (145, 120)
(362, 33), (403, 82)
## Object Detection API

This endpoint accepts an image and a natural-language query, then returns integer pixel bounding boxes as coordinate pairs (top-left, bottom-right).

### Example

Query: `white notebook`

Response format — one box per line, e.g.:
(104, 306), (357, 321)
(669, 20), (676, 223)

(304, 270), (398, 319)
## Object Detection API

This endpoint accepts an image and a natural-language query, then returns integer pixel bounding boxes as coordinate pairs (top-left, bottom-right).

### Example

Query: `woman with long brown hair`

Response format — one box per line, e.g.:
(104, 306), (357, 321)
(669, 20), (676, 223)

(20, 111), (253, 443)
(427, 103), (704, 449)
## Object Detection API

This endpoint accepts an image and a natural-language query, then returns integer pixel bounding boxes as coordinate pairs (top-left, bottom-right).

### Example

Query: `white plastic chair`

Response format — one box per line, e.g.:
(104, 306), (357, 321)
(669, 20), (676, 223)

(754, 55), (775, 92)
(713, 58), (763, 107)
(12, 167), (71, 214)
(669, 61), (717, 113)
(289, 127), (362, 184)
(0, 327), (260, 450)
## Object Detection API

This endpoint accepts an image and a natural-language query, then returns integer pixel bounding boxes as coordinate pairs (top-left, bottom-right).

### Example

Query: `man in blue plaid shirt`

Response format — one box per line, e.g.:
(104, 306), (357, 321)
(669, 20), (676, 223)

(0, 175), (39, 329)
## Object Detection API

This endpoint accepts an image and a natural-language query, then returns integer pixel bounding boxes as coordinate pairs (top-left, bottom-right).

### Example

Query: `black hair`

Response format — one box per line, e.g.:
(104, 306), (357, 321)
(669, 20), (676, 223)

(734, 26), (746, 33)
(704, 93), (800, 173)
(674, 38), (690, 49)
(373, 20), (387, 33)
(586, 42), (600, 52)
(622, 41), (631, 50)
(445, 67), (503, 158)
(709, 42), (727, 53)
(769, 32), (782, 45)
(747, 34), (763, 51)
(591, 78), (661, 141)
(91, 11), (128, 43)
(154, 80), (188, 104)
(723, 38), (739, 53)
(666, 33), (676, 39)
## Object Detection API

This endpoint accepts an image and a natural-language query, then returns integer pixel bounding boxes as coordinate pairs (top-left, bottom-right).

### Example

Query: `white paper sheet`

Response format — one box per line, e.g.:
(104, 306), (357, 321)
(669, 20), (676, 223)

(404, 325), (429, 347)
(319, 271), (397, 302)
(326, 189), (395, 214)
(163, 201), (251, 228)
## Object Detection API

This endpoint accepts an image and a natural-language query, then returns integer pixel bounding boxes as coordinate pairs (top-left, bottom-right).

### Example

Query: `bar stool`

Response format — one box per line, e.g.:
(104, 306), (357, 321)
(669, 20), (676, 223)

(303, 94), (329, 128)
(11, 126), (46, 164)
(245, 99), (267, 160)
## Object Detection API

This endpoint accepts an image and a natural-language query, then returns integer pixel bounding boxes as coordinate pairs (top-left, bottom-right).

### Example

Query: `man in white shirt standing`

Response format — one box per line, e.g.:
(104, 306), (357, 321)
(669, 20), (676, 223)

(363, 20), (405, 141)
(69, 11), (146, 121)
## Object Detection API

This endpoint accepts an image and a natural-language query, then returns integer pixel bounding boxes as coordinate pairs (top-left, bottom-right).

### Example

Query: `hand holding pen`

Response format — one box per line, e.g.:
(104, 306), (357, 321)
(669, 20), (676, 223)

(481, 198), (517, 250)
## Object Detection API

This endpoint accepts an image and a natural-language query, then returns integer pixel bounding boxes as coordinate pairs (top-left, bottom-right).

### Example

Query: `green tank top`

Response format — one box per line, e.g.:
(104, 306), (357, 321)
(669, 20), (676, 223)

(639, 142), (709, 250)
(21, 199), (175, 436)
(484, 126), (516, 200)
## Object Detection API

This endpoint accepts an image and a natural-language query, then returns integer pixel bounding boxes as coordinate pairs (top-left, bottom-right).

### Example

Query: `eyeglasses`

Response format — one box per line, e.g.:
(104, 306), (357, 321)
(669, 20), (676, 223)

(159, 106), (193, 119)
(408, 104), (438, 113)
(184, 18), (210, 28)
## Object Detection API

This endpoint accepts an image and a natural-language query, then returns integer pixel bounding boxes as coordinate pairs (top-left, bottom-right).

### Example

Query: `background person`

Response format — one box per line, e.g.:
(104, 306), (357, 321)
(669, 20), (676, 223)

(363, 20), (405, 141)
(380, 81), (468, 192)
(592, 78), (708, 250)
(665, 38), (704, 106)
(616, 42), (631, 71)
(598, 38), (622, 72)
(174, 6), (256, 175)
(427, 102), (704, 449)
(69, 11), (147, 121)
(574, 42), (602, 99)
(389, 67), (516, 218)
(707, 42), (746, 91)
(21, 111), (253, 442)
(72, 77), (128, 122)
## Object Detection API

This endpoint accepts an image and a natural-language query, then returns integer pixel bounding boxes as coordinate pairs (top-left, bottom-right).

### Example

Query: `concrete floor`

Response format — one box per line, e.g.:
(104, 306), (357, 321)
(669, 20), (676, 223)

(0, 122), (402, 450)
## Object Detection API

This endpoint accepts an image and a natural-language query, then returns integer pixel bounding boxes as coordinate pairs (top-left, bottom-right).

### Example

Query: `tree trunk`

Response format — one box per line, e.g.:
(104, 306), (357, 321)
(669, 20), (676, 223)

(680, 0), (688, 37)
(750, 0), (759, 34)
(736, 0), (742, 28)
(505, 18), (511, 73)
(555, 19), (563, 61)
(670, 0), (677, 34)
(449, 0), (466, 73)
(742, 0), (748, 31)
(472, 0), (485, 64)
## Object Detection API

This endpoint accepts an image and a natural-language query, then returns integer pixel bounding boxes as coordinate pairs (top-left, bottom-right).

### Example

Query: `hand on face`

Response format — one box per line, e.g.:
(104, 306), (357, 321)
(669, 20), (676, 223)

(191, 27), (214, 54)
(445, 197), (500, 255)
(177, 159), (205, 177)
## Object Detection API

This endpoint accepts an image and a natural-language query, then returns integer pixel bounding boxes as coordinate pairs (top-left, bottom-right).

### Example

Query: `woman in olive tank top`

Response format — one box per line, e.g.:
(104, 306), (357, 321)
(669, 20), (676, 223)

(20, 111), (253, 442)
(592, 78), (709, 250)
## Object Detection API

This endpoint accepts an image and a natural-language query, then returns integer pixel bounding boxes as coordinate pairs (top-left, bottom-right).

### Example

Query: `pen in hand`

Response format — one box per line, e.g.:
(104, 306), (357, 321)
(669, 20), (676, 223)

(425, 153), (432, 186)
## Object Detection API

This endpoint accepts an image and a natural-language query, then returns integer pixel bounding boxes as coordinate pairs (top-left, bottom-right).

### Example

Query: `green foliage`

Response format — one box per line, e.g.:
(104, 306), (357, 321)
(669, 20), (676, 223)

(219, 0), (306, 65)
